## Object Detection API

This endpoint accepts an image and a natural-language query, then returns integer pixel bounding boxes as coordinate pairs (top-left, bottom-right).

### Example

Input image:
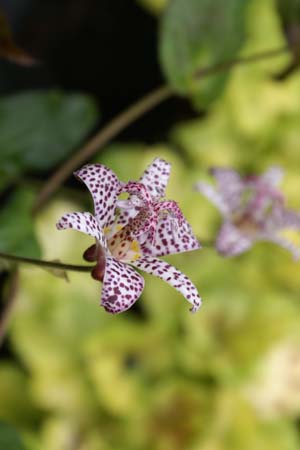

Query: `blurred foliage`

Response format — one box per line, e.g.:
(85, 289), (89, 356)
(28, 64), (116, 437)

(275, 0), (300, 80)
(0, 90), (98, 189)
(276, 0), (300, 23)
(0, 190), (40, 258)
(159, 0), (248, 109)
(0, 422), (27, 450)
(1, 0), (300, 449)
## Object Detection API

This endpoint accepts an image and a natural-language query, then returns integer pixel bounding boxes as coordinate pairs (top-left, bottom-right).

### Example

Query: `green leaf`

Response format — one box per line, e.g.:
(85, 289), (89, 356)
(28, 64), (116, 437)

(276, 0), (300, 22)
(159, 0), (248, 108)
(0, 90), (98, 185)
(0, 422), (27, 450)
(274, 0), (300, 79)
(0, 190), (41, 258)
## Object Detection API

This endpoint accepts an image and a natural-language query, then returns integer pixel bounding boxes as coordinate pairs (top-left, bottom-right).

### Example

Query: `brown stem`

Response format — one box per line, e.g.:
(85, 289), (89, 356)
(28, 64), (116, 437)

(195, 46), (288, 78)
(33, 46), (288, 213)
(33, 85), (173, 213)
(0, 269), (19, 348)
(0, 252), (93, 272)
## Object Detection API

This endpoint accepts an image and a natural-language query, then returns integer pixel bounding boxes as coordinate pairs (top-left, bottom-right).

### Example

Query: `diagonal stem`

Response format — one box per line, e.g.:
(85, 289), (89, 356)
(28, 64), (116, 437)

(33, 85), (172, 213)
(0, 252), (93, 272)
(194, 46), (288, 77)
(33, 45), (288, 213)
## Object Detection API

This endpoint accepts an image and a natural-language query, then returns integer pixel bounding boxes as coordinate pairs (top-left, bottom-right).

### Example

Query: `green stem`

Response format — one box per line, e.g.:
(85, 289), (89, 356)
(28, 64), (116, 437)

(0, 252), (93, 272)
(33, 45), (288, 213)
(32, 85), (172, 213)
(195, 46), (288, 77)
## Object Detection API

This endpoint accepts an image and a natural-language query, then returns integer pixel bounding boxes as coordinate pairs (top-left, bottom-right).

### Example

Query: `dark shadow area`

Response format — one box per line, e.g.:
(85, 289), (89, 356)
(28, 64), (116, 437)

(0, 0), (197, 142)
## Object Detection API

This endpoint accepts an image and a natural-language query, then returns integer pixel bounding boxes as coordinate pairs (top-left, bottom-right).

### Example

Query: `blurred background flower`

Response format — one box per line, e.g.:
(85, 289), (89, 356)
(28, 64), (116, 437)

(1, 0), (300, 449)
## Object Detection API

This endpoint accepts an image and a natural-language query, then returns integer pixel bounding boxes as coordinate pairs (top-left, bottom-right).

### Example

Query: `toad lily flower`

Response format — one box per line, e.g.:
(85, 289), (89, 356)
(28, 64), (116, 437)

(196, 167), (300, 258)
(57, 158), (201, 314)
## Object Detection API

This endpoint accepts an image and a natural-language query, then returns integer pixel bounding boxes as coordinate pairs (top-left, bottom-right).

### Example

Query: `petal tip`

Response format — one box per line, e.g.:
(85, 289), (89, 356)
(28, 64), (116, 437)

(195, 240), (202, 250)
(101, 304), (121, 314)
(190, 298), (202, 313)
(56, 218), (66, 230)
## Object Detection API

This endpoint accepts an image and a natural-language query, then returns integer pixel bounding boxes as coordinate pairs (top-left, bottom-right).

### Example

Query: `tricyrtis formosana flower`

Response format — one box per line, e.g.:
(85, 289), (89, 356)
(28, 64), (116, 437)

(57, 158), (201, 314)
(196, 167), (300, 258)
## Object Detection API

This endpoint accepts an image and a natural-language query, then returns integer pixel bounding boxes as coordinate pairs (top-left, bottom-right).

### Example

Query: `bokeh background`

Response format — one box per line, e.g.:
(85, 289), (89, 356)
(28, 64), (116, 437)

(1, 0), (300, 449)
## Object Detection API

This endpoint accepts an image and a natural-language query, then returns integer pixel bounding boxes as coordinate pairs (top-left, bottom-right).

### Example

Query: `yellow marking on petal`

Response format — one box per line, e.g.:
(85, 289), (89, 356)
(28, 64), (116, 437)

(104, 226), (111, 235)
(130, 240), (140, 253)
(131, 253), (141, 261)
(119, 239), (142, 263)
(105, 223), (125, 239)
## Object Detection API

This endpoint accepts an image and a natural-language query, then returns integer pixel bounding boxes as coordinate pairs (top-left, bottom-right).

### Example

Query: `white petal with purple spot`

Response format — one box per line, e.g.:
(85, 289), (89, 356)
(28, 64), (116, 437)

(279, 210), (300, 229)
(261, 167), (284, 187)
(56, 212), (106, 247)
(211, 168), (243, 212)
(195, 182), (229, 216)
(75, 164), (121, 228)
(101, 256), (145, 313)
(216, 222), (252, 257)
(141, 216), (200, 257)
(132, 256), (201, 313)
(139, 157), (171, 198)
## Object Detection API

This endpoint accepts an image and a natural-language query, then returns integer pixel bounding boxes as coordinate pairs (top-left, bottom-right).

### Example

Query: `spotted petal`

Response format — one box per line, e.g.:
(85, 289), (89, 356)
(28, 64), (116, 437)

(279, 209), (300, 229)
(195, 182), (229, 216)
(75, 164), (121, 228)
(139, 157), (171, 198)
(132, 257), (201, 312)
(210, 167), (243, 212)
(101, 257), (145, 313)
(56, 212), (106, 247)
(216, 222), (253, 257)
(261, 166), (284, 187)
(141, 215), (200, 257)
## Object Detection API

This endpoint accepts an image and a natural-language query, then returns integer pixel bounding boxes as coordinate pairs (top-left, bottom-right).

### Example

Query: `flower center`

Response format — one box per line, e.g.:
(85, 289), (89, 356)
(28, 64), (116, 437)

(117, 181), (184, 245)
(106, 227), (141, 263)
(232, 213), (261, 237)
(231, 186), (283, 237)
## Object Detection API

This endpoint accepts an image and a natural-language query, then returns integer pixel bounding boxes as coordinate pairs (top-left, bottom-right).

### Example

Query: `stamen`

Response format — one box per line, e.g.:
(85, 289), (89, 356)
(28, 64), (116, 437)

(155, 200), (184, 226)
(116, 182), (185, 249)
(120, 181), (152, 206)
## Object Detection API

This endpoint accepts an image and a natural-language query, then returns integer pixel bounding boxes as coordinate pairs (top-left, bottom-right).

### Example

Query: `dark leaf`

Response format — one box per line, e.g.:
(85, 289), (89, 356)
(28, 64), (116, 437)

(276, 0), (300, 23)
(159, 0), (248, 108)
(0, 422), (27, 450)
(0, 190), (41, 259)
(275, 0), (300, 79)
(0, 90), (98, 187)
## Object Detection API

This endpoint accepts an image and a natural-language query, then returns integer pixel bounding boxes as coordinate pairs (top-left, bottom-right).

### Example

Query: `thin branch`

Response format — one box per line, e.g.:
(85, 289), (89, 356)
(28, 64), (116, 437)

(195, 45), (288, 78)
(33, 45), (288, 213)
(33, 85), (173, 213)
(0, 252), (93, 272)
(0, 269), (19, 348)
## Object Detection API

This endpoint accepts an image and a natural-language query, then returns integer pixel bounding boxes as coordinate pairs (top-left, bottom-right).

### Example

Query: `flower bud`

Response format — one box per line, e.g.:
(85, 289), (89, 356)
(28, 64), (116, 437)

(83, 244), (98, 262)
(91, 262), (105, 282)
